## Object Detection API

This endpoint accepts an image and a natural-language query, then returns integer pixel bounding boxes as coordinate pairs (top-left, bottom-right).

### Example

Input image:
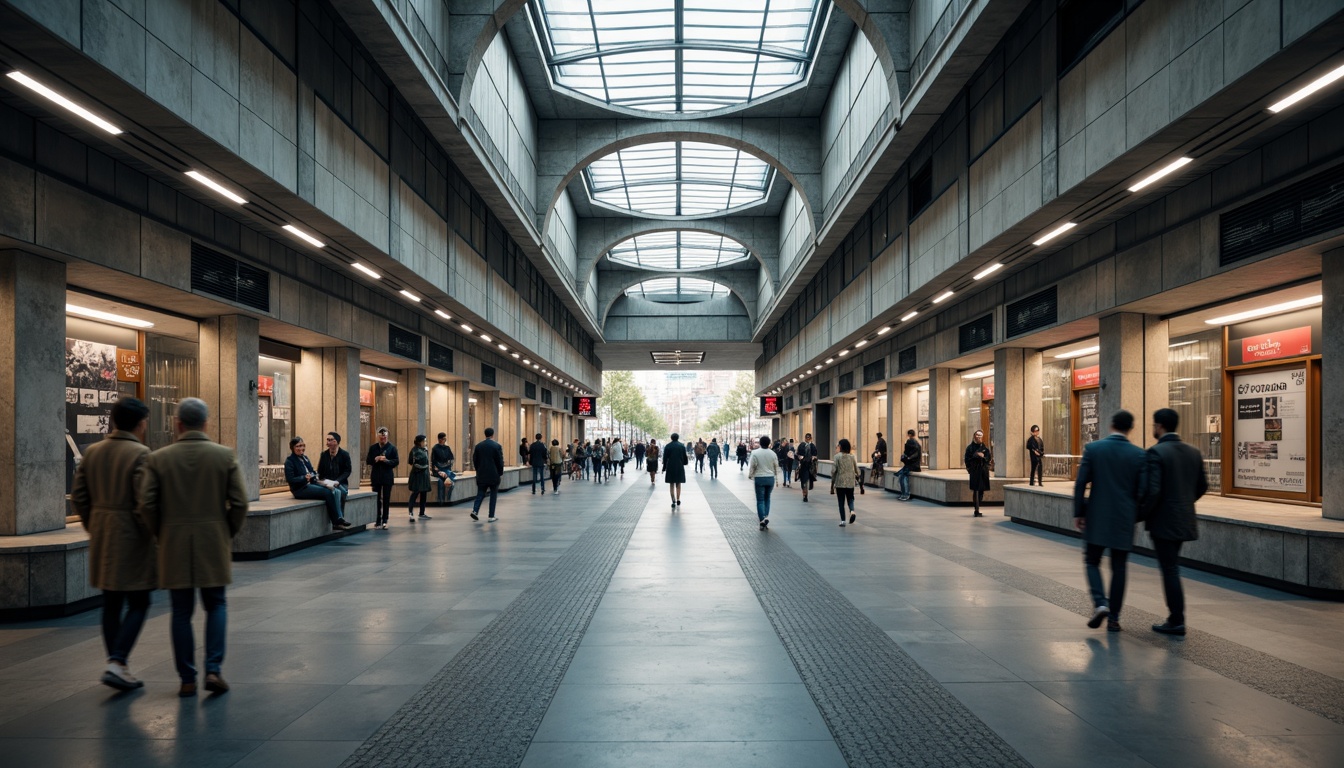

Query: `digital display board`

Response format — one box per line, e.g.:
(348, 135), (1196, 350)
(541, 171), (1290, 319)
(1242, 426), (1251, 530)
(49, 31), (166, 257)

(759, 396), (781, 417)
(572, 396), (597, 417)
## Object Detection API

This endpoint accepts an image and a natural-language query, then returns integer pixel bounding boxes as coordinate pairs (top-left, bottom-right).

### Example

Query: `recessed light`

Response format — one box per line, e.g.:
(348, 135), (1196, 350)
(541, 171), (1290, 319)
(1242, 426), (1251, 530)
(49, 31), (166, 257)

(961, 368), (995, 380)
(353, 263), (381, 280)
(855, 339), (868, 348)
(282, 224), (325, 248)
(359, 373), (397, 384)
(1053, 345), (1100, 360)
(931, 291), (954, 304)
(839, 349), (850, 357)
(460, 323), (473, 332)
(434, 309), (450, 320)
(1032, 222), (1076, 246)
(1204, 295), (1322, 325)
(498, 343), (507, 351)
(901, 310), (919, 322)
(973, 263), (1003, 280)
(480, 334), (491, 342)
(511, 353), (520, 358)
(878, 325), (893, 334)
(916, 384), (930, 392)
(399, 289), (420, 302)
(825, 358), (834, 364)
(1268, 63), (1344, 112)
(185, 171), (247, 204)
(1128, 157), (1193, 192)
(7, 71), (123, 134)
(66, 304), (153, 328)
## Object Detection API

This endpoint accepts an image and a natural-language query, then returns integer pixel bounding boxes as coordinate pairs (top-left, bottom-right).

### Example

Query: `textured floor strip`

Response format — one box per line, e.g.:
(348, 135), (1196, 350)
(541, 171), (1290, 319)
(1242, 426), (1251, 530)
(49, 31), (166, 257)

(888, 521), (1344, 726)
(699, 481), (1031, 768)
(342, 483), (651, 768)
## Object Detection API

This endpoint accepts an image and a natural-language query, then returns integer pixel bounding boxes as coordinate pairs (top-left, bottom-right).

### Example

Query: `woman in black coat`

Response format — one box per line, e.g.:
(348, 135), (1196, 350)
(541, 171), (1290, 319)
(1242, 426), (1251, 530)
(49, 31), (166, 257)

(661, 434), (689, 508)
(964, 430), (992, 518)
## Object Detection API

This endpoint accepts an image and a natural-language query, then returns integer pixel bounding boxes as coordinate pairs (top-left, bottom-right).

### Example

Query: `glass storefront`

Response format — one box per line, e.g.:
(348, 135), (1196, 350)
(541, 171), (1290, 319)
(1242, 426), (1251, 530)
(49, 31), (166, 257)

(1168, 330), (1223, 490)
(144, 335), (199, 451)
(1040, 360), (1071, 471)
(258, 354), (296, 491)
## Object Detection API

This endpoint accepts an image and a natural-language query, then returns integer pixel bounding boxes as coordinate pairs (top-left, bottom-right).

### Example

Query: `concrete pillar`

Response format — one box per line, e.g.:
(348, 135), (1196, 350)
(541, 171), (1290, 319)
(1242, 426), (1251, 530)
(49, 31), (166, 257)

(0, 252), (66, 535)
(1099, 313), (1168, 448)
(928, 367), (957, 469)
(200, 315), (260, 500)
(1324, 248), (1343, 520)
(295, 346), (361, 472)
(497, 397), (519, 460)
(445, 381), (470, 469)
(885, 381), (906, 447)
(480, 390), (501, 445)
(397, 368), (427, 474)
(992, 348), (1025, 478)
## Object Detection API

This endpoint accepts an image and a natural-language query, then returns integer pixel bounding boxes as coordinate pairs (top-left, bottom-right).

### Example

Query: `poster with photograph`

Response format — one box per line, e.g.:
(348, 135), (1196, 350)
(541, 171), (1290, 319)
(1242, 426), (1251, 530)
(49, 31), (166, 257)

(65, 338), (118, 493)
(1233, 366), (1307, 493)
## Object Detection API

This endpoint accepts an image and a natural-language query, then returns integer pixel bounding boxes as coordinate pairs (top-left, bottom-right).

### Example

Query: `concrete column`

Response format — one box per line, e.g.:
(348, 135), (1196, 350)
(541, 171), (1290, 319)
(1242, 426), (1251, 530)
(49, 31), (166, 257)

(200, 315), (260, 500)
(0, 252), (66, 535)
(397, 368), (427, 474)
(1324, 248), (1343, 520)
(885, 381), (906, 445)
(446, 382), (470, 468)
(294, 346), (360, 469)
(928, 367), (957, 469)
(480, 390), (501, 444)
(497, 397), (519, 460)
(1099, 313), (1168, 448)
(992, 348), (1025, 478)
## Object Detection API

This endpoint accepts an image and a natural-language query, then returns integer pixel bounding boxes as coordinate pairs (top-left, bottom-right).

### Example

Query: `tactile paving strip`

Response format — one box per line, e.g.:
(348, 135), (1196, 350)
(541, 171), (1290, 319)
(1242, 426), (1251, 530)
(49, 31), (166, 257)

(700, 482), (1031, 768)
(342, 483), (650, 768)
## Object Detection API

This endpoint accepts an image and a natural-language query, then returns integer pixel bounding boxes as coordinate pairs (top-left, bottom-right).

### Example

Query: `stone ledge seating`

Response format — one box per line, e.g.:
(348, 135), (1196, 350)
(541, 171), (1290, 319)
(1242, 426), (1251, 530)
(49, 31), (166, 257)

(234, 490), (377, 560)
(816, 461), (1022, 505)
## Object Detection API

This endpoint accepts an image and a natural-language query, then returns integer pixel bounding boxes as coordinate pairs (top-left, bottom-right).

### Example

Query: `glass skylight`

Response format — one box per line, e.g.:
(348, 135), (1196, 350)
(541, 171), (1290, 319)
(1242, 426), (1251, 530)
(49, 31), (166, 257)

(586, 141), (772, 216)
(531, 0), (826, 114)
(624, 277), (732, 302)
(608, 231), (751, 270)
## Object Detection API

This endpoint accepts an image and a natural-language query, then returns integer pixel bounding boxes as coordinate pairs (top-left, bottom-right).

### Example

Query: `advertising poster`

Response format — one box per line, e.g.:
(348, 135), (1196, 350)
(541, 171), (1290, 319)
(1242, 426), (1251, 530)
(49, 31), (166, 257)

(1079, 390), (1100, 446)
(1233, 367), (1307, 493)
(65, 338), (118, 492)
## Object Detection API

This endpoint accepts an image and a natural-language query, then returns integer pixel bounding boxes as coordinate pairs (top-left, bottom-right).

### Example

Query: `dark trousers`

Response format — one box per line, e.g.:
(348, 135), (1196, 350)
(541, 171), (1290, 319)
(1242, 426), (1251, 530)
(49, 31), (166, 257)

(708, 459), (718, 478)
(473, 482), (499, 517)
(531, 465), (545, 493)
(408, 490), (427, 515)
(170, 586), (226, 682)
(1084, 543), (1129, 619)
(1029, 456), (1043, 485)
(835, 487), (855, 518)
(636, 456), (644, 470)
(102, 589), (151, 664)
(797, 464), (813, 490)
(373, 483), (393, 525)
(293, 483), (342, 523)
(972, 489), (985, 511)
(1152, 537), (1186, 625)
(551, 467), (562, 490)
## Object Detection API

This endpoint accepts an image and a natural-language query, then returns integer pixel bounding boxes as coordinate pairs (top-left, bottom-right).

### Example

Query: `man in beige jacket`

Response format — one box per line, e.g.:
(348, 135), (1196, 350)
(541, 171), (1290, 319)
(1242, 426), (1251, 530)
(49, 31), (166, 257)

(139, 397), (248, 697)
(70, 396), (154, 691)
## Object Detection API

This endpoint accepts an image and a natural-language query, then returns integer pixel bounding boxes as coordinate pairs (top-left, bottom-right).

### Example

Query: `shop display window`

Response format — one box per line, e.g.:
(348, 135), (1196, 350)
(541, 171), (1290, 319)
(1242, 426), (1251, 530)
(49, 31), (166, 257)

(64, 317), (138, 494)
(258, 354), (295, 491)
(144, 335), (199, 451)
(1168, 331), (1223, 490)
(1040, 360), (1071, 475)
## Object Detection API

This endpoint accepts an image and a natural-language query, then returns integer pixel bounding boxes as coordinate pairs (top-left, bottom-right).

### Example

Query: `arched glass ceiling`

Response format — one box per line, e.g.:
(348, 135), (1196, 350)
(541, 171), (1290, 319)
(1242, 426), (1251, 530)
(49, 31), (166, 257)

(608, 231), (751, 270)
(624, 277), (731, 302)
(585, 142), (772, 216)
(531, 0), (827, 114)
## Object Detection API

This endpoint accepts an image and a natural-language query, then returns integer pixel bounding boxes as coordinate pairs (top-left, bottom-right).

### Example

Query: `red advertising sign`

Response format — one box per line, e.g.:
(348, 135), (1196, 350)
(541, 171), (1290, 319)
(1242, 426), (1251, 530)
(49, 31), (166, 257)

(572, 396), (596, 417)
(1235, 326), (1312, 363)
(1073, 365), (1099, 389)
(760, 396), (781, 417)
(980, 380), (995, 400)
(359, 389), (374, 407)
(257, 375), (274, 397)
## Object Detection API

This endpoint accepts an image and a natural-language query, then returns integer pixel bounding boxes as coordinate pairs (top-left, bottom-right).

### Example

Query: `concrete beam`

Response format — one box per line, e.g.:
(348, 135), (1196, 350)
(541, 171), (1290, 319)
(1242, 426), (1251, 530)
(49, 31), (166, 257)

(576, 216), (781, 291)
(596, 268), (760, 328)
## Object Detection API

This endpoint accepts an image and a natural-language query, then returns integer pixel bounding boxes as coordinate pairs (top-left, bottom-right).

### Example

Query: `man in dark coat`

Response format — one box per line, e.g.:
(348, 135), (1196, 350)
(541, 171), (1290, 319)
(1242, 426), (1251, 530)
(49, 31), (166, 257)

(633, 440), (646, 470)
(896, 429), (921, 501)
(706, 438), (722, 479)
(1073, 410), (1147, 632)
(471, 427), (505, 522)
(529, 433), (549, 494)
(365, 427), (399, 528)
(872, 432), (888, 481)
(795, 434), (818, 501)
(318, 432), (354, 511)
(1027, 425), (1045, 485)
(662, 433), (689, 507)
(1143, 408), (1208, 636)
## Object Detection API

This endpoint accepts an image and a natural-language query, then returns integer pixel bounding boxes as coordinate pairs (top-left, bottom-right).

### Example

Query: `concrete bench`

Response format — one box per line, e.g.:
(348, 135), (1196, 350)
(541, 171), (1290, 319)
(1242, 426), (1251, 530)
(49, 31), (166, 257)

(385, 466), (551, 506)
(232, 490), (376, 560)
(816, 462), (1021, 505)
(1004, 483), (1344, 599)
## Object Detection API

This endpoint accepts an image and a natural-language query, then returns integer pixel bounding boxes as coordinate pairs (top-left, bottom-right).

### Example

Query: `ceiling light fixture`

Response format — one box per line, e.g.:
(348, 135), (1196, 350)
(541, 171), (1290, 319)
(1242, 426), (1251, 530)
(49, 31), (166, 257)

(359, 373), (398, 384)
(480, 334), (492, 342)
(855, 339), (869, 348)
(901, 310), (919, 322)
(460, 323), (473, 332)
(960, 368), (995, 380)
(1168, 339), (1198, 348)
(66, 303), (153, 328)
(498, 343), (507, 351)
(838, 350), (850, 357)
(282, 224), (325, 248)
(352, 262), (381, 280)
(1128, 157), (1193, 191)
(1053, 345), (1100, 360)
(916, 384), (930, 392)
(7, 71), (123, 134)
(1268, 63), (1344, 112)
(973, 263), (1003, 280)
(434, 308), (450, 320)
(185, 171), (247, 204)
(931, 291), (954, 304)
(1204, 295), (1322, 325)
(511, 352), (521, 359)
(1032, 222), (1076, 246)
(825, 358), (835, 364)
(399, 289), (420, 302)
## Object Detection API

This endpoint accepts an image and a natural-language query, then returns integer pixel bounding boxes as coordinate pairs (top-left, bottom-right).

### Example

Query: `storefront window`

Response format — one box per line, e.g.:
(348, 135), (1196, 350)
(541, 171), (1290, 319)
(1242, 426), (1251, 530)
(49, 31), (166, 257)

(144, 334), (198, 452)
(65, 317), (137, 494)
(258, 355), (295, 491)
(1040, 360), (1070, 470)
(962, 381), (983, 451)
(915, 386), (930, 463)
(1168, 331), (1223, 489)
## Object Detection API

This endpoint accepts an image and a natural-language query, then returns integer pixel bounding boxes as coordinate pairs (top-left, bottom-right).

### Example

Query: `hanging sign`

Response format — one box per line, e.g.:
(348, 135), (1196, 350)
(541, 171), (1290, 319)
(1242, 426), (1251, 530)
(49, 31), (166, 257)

(1233, 366), (1307, 493)
(257, 375), (275, 397)
(1233, 326), (1312, 364)
(759, 396), (781, 416)
(1073, 365), (1100, 388)
(116, 349), (142, 382)
(572, 396), (596, 417)
(981, 380), (995, 400)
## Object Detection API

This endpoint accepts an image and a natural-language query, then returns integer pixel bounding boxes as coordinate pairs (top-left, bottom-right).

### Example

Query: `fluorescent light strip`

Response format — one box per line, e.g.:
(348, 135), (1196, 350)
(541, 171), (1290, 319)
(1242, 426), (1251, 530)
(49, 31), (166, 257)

(1268, 63), (1344, 113)
(1032, 222), (1076, 246)
(460, 324), (473, 332)
(901, 311), (919, 322)
(434, 309), (450, 320)
(931, 291), (954, 304)
(282, 224), (325, 248)
(480, 334), (491, 342)
(352, 262), (381, 280)
(185, 171), (247, 204)
(825, 358), (834, 364)
(1204, 295), (1322, 325)
(973, 263), (1003, 280)
(916, 384), (930, 392)
(1053, 345), (1100, 360)
(359, 373), (397, 384)
(1168, 339), (1198, 348)
(1128, 157), (1193, 192)
(399, 289), (420, 302)
(498, 343), (507, 351)
(838, 349), (850, 357)
(855, 339), (868, 348)
(960, 368), (995, 380)
(7, 71), (123, 134)
(66, 303), (153, 328)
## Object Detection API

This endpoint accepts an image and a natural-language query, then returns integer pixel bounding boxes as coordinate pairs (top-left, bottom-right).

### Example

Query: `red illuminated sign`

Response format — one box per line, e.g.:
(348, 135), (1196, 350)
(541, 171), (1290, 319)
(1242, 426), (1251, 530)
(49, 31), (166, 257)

(1235, 326), (1312, 363)
(981, 380), (995, 400)
(760, 396), (781, 417)
(257, 375), (274, 397)
(1073, 365), (1099, 389)
(359, 389), (374, 407)
(572, 397), (596, 417)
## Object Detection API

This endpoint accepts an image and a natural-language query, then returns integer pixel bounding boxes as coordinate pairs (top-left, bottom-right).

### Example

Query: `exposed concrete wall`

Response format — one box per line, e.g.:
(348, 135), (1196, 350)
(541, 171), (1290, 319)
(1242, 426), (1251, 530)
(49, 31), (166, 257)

(1325, 247), (1343, 520)
(821, 28), (893, 206)
(546, 189), (579, 282)
(200, 315), (261, 500)
(603, 295), (753, 344)
(469, 29), (540, 210)
(778, 187), (816, 280)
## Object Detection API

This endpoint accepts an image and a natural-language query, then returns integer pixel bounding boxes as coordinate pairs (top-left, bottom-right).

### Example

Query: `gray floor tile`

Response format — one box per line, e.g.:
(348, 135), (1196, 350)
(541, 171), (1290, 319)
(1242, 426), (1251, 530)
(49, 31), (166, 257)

(270, 684), (421, 741)
(0, 737), (261, 768)
(519, 740), (848, 768)
(229, 739), (363, 768)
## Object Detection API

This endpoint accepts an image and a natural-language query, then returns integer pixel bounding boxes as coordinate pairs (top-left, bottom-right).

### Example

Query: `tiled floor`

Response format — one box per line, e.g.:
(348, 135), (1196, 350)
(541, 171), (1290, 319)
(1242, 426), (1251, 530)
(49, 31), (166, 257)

(0, 466), (1341, 767)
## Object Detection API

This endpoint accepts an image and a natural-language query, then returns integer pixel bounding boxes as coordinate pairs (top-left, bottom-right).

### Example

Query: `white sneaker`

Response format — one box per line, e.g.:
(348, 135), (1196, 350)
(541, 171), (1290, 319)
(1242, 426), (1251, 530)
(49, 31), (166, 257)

(102, 662), (143, 690)
(838, 521), (847, 527)
(488, 517), (498, 522)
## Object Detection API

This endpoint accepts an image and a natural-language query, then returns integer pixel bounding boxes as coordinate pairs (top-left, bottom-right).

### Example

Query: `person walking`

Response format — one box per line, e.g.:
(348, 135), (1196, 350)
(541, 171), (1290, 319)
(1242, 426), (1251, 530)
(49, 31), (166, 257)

(736, 441), (748, 471)
(285, 437), (350, 530)
(529, 433), (549, 494)
(777, 439), (794, 488)
(1143, 408), (1208, 637)
(831, 438), (859, 527)
(549, 439), (565, 494)
(895, 429), (920, 501)
(470, 427), (505, 522)
(634, 440), (646, 471)
(431, 433), (455, 503)
(1027, 425), (1045, 486)
(518, 438), (529, 469)
(646, 439), (659, 485)
(70, 396), (154, 691)
(318, 432), (354, 514)
(662, 433), (688, 508)
(407, 435), (432, 523)
(694, 439), (707, 474)
(591, 440), (606, 484)
(965, 430), (993, 517)
(871, 432), (888, 484)
(748, 436), (780, 530)
(366, 427), (399, 529)
(138, 398), (248, 697)
(795, 433), (818, 501)
(1073, 410), (1147, 633)
(610, 438), (625, 478)
(706, 438), (721, 479)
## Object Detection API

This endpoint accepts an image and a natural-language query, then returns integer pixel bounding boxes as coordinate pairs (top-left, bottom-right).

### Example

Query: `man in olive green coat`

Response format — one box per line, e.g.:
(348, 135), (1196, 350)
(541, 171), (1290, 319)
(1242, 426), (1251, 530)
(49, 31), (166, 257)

(139, 397), (249, 697)
(70, 396), (154, 691)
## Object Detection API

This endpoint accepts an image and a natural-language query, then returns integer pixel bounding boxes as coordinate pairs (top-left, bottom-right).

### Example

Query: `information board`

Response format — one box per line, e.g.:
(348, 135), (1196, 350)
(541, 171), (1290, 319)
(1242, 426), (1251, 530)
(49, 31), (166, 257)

(1232, 366), (1307, 493)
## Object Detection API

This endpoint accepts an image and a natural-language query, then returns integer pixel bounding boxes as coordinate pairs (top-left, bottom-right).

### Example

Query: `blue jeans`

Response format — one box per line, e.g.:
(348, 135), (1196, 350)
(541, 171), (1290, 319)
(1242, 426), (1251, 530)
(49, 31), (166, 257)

(170, 586), (226, 682)
(473, 483), (498, 517)
(435, 468), (453, 502)
(531, 465), (545, 492)
(102, 589), (151, 664)
(754, 477), (775, 521)
(895, 466), (911, 496)
(292, 483), (342, 523)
